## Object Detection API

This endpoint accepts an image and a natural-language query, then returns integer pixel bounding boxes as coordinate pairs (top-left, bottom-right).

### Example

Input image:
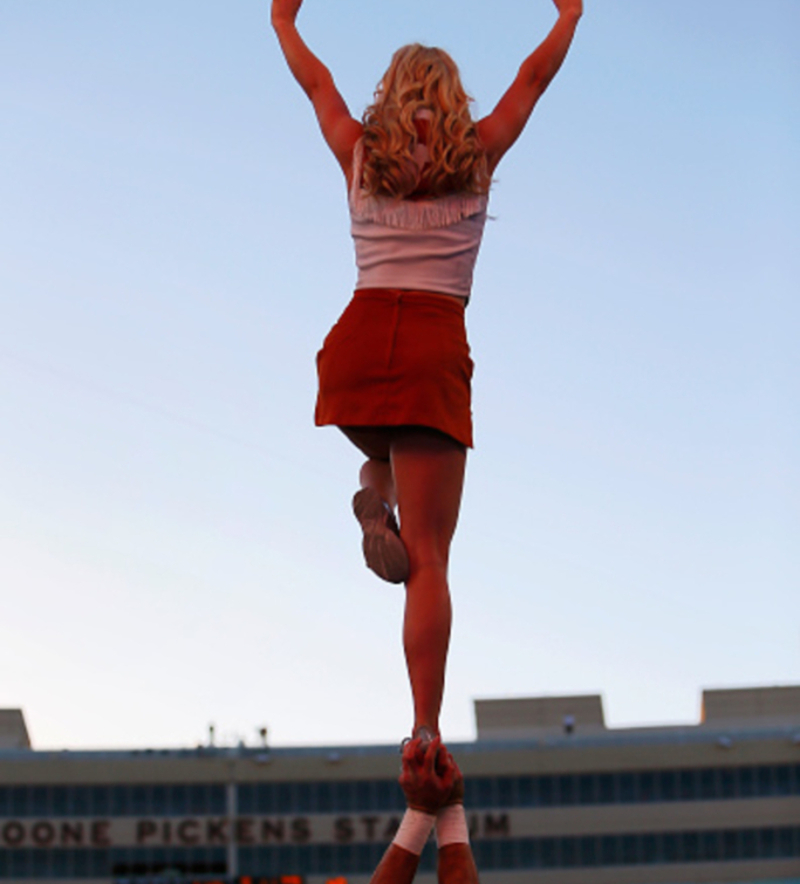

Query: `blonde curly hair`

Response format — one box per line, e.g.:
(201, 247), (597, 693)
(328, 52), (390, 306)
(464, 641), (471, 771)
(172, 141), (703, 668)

(361, 44), (490, 199)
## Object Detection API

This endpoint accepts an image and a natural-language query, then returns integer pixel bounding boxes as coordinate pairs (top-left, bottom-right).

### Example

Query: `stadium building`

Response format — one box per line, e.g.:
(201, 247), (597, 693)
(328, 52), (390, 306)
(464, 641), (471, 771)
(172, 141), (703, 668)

(1, 685), (799, 884)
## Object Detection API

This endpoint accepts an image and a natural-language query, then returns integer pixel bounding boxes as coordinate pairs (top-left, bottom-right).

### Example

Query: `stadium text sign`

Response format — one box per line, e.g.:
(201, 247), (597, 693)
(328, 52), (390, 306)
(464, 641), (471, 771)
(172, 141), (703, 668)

(0, 812), (510, 849)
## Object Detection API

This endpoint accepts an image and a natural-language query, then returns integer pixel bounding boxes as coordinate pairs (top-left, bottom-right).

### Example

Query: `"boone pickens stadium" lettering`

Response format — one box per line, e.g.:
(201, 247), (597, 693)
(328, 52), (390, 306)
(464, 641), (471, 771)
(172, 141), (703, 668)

(0, 813), (510, 849)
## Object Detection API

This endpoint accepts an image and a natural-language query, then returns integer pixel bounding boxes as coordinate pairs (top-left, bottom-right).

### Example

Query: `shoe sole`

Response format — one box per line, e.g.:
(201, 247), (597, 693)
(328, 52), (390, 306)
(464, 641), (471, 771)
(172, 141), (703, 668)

(353, 488), (410, 584)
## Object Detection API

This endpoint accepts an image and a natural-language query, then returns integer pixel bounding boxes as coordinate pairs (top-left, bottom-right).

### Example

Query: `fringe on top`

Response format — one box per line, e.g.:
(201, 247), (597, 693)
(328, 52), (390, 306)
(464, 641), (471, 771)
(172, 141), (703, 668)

(350, 139), (488, 231)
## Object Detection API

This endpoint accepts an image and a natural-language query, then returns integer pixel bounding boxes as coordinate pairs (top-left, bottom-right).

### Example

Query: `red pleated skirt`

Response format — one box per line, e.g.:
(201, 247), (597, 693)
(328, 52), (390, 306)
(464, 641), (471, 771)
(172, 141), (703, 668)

(315, 288), (474, 448)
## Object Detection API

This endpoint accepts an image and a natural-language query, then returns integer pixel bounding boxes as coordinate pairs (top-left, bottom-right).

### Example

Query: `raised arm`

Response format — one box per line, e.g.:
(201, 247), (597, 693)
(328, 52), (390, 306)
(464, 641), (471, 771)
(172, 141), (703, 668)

(477, 0), (583, 173)
(271, 0), (363, 180)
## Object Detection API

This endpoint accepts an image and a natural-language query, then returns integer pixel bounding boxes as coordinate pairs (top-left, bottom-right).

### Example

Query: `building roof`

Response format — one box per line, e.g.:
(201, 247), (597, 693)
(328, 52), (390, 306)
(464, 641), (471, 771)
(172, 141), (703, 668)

(0, 709), (31, 750)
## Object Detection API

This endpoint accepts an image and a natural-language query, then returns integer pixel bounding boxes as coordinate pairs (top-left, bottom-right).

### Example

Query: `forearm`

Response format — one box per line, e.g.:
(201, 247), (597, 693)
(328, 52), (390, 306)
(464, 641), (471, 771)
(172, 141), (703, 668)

(272, 14), (333, 99)
(437, 844), (480, 884)
(369, 844), (421, 884)
(518, 7), (582, 94)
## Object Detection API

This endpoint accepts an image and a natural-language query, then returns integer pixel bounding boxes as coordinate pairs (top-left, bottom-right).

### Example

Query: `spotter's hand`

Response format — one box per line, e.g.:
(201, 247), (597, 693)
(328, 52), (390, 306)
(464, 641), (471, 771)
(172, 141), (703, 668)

(399, 737), (457, 813)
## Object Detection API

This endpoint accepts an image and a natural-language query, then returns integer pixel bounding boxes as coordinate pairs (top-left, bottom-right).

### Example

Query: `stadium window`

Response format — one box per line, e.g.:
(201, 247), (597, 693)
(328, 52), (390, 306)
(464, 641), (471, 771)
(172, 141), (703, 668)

(741, 829), (758, 858)
(257, 783), (276, 814)
(335, 843), (354, 874)
(619, 773), (636, 803)
(682, 832), (700, 861)
(189, 784), (208, 814)
(56, 786), (75, 816)
(499, 838), (516, 868)
(277, 844), (297, 875)
(539, 776), (555, 806)
(210, 785), (226, 814)
(519, 837), (537, 868)
(315, 844), (333, 875)
(639, 771), (656, 802)
(238, 844), (256, 873)
(355, 780), (373, 812)
(131, 785), (148, 815)
(31, 786), (48, 816)
(31, 848), (48, 877)
(469, 840), (488, 870)
(73, 786), (91, 816)
(91, 786), (110, 815)
(598, 773), (616, 804)
(701, 831), (720, 861)
(578, 774), (595, 804)
(679, 769), (697, 801)
(775, 765), (792, 796)
(517, 776), (534, 807)
(238, 784), (254, 814)
(355, 843), (373, 875)
(10, 786), (27, 816)
(621, 835), (638, 865)
(211, 846), (228, 871)
(659, 770), (677, 801)
(248, 845), (269, 876)
(276, 783), (293, 814)
(540, 838), (557, 868)
(335, 782), (354, 812)
(760, 827), (777, 858)
(641, 834), (658, 864)
(663, 833), (681, 863)
(722, 830), (740, 860)
(150, 846), (168, 868)
(419, 841), (437, 872)
(171, 784), (188, 815)
(297, 782), (313, 813)
(739, 767), (755, 797)
(720, 767), (737, 798)
(777, 827), (794, 857)
(558, 775), (576, 806)
(579, 836), (597, 866)
(316, 782), (333, 813)
(151, 785), (167, 815)
(90, 848), (109, 877)
(700, 768), (717, 799)
(757, 766), (774, 796)
(476, 778), (494, 808)
(463, 777), (478, 809)
(600, 836), (617, 866)
(0, 787), (8, 816)
(73, 848), (90, 877)
(374, 780), (397, 812)
(9, 848), (27, 879)
(497, 777), (514, 807)
(560, 837), (578, 867)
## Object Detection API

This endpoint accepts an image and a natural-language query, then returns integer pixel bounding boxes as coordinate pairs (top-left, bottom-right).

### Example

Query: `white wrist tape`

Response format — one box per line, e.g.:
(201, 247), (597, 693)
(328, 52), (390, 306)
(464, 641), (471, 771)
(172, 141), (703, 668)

(436, 804), (469, 847)
(392, 808), (435, 856)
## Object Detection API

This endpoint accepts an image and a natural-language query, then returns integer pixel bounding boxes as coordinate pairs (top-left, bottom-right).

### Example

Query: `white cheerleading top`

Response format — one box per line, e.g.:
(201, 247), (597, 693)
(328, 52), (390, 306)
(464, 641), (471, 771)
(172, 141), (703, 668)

(349, 138), (489, 300)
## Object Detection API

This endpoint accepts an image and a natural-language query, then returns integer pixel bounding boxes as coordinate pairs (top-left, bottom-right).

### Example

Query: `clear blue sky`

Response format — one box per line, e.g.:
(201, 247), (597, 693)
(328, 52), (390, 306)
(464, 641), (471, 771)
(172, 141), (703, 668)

(1, 0), (798, 750)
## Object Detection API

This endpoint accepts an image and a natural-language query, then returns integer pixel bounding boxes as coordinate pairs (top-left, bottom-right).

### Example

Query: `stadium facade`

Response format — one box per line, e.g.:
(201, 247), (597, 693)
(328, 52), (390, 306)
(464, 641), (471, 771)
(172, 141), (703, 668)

(1, 685), (799, 884)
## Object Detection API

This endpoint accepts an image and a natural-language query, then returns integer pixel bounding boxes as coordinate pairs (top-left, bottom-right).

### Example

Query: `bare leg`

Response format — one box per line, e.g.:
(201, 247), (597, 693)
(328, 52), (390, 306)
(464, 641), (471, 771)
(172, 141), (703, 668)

(360, 458), (397, 510)
(341, 427), (397, 509)
(391, 430), (466, 735)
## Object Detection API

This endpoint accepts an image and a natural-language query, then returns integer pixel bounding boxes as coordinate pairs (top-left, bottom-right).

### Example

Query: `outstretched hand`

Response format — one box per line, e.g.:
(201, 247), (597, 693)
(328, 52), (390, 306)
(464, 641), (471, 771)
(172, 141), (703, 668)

(399, 737), (459, 813)
(271, 0), (304, 26)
